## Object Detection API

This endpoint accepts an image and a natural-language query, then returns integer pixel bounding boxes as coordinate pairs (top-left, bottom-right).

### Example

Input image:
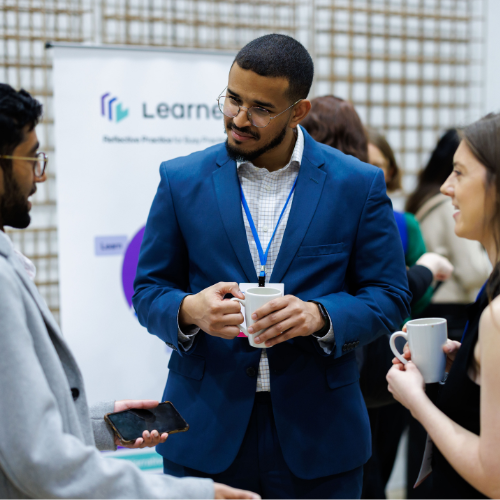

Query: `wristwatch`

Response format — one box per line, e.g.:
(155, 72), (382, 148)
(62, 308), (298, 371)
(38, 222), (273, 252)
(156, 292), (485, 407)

(308, 300), (331, 338)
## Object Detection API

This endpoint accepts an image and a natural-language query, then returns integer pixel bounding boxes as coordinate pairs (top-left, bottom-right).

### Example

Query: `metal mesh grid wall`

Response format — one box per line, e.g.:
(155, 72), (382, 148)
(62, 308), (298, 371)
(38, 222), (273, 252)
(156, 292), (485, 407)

(313, 0), (485, 203)
(1, 0), (95, 321)
(0, 0), (486, 319)
(101, 0), (298, 49)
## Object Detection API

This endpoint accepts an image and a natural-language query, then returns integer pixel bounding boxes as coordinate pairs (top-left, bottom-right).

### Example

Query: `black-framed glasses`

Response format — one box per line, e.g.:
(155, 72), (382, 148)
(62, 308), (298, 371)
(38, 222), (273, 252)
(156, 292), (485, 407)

(0, 152), (48, 178)
(217, 87), (301, 128)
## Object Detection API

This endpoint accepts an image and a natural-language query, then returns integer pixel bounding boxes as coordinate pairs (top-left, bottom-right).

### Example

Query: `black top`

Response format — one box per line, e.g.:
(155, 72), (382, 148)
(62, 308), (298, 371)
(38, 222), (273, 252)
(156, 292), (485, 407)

(407, 265), (434, 306)
(429, 288), (488, 499)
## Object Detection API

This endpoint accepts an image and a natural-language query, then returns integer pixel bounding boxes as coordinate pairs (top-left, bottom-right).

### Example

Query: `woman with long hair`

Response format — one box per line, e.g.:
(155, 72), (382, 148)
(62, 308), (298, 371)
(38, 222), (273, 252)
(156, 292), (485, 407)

(402, 130), (490, 498)
(406, 130), (490, 341)
(387, 113), (500, 499)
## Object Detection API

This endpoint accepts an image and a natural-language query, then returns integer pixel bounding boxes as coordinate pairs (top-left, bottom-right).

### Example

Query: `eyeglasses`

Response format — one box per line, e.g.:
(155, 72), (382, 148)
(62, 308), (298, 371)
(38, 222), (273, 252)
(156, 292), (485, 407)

(217, 88), (301, 128)
(0, 152), (48, 178)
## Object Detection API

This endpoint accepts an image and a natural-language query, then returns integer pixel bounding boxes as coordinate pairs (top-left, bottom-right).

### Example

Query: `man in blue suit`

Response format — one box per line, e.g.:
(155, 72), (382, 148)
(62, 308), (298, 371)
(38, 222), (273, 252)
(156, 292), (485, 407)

(133, 34), (411, 499)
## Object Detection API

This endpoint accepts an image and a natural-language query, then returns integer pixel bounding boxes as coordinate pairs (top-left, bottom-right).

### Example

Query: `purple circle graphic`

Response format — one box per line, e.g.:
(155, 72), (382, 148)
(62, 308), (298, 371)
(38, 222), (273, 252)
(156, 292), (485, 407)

(122, 226), (146, 310)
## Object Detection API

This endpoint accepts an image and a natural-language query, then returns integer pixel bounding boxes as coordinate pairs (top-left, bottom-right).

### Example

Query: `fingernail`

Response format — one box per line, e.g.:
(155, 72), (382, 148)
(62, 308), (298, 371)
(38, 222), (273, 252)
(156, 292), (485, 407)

(265, 341), (271, 347)
(248, 327), (254, 333)
(255, 336), (261, 343)
(252, 313), (257, 320)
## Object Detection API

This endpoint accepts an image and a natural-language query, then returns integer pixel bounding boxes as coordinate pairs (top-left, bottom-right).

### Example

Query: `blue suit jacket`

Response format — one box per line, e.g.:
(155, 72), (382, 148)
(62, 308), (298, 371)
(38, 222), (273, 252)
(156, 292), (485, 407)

(133, 128), (411, 480)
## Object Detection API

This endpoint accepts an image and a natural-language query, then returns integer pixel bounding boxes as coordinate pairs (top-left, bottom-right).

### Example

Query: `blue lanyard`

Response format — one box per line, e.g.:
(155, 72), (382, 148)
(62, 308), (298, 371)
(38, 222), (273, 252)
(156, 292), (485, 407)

(239, 176), (298, 286)
(460, 281), (487, 343)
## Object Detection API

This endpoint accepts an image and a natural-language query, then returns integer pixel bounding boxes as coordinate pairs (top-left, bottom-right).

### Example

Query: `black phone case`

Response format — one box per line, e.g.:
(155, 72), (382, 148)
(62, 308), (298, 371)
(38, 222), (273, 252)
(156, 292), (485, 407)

(104, 401), (189, 445)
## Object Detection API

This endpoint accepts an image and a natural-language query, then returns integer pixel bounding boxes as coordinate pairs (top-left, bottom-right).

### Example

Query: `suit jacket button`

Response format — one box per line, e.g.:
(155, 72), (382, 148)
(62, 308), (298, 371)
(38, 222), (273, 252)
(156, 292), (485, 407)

(71, 388), (80, 400)
(246, 367), (257, 377)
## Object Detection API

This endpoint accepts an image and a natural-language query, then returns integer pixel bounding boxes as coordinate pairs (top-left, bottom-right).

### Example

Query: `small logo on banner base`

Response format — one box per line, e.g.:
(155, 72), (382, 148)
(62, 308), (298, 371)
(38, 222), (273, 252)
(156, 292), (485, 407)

(101, 93), (129, 123)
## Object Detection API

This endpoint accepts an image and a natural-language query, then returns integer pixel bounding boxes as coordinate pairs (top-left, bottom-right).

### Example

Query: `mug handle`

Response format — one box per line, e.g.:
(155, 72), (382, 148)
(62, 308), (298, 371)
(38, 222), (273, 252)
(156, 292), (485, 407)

(230, 297), (248, 335)
(389, 331), (409, 365)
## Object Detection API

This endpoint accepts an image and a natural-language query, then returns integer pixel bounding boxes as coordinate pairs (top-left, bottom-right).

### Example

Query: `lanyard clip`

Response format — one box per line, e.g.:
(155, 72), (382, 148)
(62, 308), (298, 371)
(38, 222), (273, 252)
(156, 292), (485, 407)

(259, 266), (265, 287)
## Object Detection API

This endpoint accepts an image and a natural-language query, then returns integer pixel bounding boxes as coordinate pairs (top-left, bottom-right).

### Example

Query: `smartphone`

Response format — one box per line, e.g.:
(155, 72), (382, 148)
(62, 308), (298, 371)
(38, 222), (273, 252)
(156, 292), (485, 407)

(104, 401), (189, 445)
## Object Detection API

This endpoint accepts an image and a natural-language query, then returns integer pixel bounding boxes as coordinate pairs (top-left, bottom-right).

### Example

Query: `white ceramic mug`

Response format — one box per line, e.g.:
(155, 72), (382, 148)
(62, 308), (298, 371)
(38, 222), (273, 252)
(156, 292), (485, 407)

(390, 318), (448, 383)
(231, 287), (283, 348)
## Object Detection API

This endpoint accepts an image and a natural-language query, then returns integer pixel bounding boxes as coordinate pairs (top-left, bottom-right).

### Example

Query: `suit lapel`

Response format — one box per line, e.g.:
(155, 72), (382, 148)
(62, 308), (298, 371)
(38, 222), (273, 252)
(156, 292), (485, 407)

(270, 133), (327, 284)
(212, 150), (258, 283)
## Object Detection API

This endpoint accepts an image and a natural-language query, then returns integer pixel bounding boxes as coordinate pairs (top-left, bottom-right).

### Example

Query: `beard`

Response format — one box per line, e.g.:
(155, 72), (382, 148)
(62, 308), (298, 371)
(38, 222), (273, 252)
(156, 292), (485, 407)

(225, 120), (289, 164)
(0, 169), (33, 229)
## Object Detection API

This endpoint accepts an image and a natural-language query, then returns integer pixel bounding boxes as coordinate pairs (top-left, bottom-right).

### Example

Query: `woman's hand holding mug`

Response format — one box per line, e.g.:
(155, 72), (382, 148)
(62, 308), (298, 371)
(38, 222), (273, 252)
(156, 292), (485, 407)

(391, 323), (461, 374)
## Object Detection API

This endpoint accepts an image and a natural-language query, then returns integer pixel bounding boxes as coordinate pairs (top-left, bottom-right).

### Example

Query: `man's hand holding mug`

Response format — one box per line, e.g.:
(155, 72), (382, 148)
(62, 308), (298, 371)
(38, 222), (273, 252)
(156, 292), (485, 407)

(179, 282), (245, 339)
(246, 294), (325, 347)
(179, 282), (325, 347)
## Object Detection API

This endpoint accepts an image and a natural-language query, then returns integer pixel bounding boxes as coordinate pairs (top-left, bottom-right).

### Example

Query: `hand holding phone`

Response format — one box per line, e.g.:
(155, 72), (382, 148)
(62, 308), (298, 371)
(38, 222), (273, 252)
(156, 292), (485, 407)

(105, 401), (189, 446)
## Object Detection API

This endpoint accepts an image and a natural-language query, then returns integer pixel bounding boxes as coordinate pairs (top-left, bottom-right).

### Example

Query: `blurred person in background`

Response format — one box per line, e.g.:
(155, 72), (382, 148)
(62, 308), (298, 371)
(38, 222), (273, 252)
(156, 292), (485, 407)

(403, 130), (491, 498)
(0, 83), (257, 500)
(302, 97), (452, 499)
(387, 112), (500, 499)
(366, 127), (441, 316)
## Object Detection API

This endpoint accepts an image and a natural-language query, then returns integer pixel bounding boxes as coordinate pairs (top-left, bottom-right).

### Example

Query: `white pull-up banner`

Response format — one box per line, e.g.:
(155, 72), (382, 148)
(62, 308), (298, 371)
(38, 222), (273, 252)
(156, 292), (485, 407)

(52, 44), (234, 470)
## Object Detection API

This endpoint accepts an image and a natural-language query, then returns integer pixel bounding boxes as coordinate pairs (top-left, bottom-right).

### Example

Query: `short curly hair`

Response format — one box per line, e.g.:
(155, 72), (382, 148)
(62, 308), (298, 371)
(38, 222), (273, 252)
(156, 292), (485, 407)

(0, 84), (42, 158)
(234, 34), (314, 102)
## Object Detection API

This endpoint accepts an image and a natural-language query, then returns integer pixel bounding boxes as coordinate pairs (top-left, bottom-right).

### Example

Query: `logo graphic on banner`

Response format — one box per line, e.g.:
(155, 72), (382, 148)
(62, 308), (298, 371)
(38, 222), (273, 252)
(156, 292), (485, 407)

(122, 226), (146, 312)
(101, 93), (129, 122)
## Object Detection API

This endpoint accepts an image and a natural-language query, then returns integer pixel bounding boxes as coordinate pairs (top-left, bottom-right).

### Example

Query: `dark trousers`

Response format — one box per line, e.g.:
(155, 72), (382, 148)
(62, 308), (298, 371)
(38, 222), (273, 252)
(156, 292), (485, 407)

(361, 404), (409, 499)
(163, 392), (363, 499)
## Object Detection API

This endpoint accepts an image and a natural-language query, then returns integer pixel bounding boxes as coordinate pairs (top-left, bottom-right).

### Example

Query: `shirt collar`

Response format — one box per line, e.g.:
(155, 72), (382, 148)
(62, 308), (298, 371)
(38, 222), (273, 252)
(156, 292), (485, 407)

(237, 125), (304, 172)
(0, 230), (37, 281)
(0, 229), (13, 250)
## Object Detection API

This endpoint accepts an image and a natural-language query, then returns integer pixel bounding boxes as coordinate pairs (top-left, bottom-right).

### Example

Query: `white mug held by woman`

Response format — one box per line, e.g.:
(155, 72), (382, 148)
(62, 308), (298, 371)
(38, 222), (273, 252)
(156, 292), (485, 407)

(390, 318), (448, 383)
